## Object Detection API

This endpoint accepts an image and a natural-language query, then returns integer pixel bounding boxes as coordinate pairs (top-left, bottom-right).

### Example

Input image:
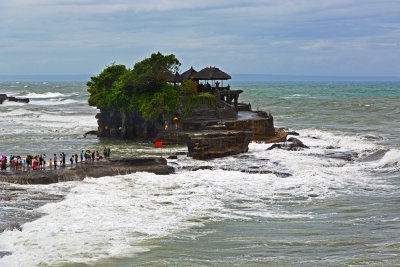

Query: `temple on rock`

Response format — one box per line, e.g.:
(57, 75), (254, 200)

(94, 65), (287, 159)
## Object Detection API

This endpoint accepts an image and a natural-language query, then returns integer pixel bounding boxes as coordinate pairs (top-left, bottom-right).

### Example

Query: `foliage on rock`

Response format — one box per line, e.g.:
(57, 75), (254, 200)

(179, 79), (198, 96)
(87, 52), (181, 120)
(182, 93), (216, 119)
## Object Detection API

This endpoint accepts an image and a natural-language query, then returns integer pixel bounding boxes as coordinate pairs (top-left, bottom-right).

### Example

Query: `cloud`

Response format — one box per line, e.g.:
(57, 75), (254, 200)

(300, 40), (335, 51)
(1, 0), (400, 75)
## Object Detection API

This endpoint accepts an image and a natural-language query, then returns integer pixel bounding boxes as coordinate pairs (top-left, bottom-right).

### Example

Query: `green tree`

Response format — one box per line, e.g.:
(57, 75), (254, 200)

(87, 64), (128, 108)
(87, 52), (182, 120)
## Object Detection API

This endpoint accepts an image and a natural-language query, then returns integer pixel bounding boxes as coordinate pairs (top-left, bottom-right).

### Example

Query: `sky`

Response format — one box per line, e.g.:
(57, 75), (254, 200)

(1, 0), (399, 77)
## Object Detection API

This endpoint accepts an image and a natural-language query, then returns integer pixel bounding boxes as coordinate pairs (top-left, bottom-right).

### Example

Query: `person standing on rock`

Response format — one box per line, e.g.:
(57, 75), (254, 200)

(80, 150), (83, 163)
(39, 155), (43, 170)
(107, 147), (111, 158)
(54, 154), (58, 170)
(62, 152), (66, 167)
(70, 155), (74, 167)
(43, 154), (46, 169)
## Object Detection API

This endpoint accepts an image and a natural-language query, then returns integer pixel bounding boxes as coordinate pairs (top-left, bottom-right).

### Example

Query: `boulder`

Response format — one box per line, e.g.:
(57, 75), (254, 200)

(0, 94), (7, 104)
(187, 130), (253, 160)
(287, 137), (310, 149)
(0, 94), (30, 104)
(7, 96), (29, 103)
(267, 137), (309, 151)
(287, 131), (300, 136)
(324, 151), (359, 161)
(83, 130), (98, 138)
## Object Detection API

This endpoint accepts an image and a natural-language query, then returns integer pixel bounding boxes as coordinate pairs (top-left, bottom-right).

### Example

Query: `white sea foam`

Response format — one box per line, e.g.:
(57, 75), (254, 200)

(0, 101), (26, 107)
(378, 149), (400, 167)
(0, 155), (388, 266)
(0, 128), (396, 266)
(29, 99), (82, 106)
(0, 168), (332, 266)
(1, 108), (31, 116)
(14, 113), (97, 129)
(23, 92), (69, 99)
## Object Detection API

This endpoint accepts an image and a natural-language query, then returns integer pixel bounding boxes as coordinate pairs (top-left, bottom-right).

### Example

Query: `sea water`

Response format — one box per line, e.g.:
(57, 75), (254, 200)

(0, 79), (399, 266)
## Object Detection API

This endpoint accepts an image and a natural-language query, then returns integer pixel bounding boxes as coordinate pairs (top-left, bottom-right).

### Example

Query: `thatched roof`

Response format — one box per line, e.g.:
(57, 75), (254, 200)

(192, 67), (231, 80)
(165, 71), (183, 83)
(180, 67), (197, 81)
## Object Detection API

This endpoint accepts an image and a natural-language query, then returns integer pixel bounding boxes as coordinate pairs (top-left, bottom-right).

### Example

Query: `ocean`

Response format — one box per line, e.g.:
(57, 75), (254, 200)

(0, 78), (399, 266)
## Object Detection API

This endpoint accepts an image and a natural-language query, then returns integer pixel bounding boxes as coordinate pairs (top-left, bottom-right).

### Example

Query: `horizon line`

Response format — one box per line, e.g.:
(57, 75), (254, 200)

(0, 73), (400, 82)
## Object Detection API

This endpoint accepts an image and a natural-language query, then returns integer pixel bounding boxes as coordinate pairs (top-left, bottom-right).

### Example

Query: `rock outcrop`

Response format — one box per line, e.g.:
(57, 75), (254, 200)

(187, 130), (253, 160)
(0, 94), (29, 104)
(91, 87), (287, 160)
(267, 137), (309, 151)
(0, 157), (174, 185)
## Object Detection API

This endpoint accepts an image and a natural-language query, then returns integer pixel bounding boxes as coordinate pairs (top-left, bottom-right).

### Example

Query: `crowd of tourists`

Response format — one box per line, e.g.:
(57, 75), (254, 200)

(0, 147), (111, 171)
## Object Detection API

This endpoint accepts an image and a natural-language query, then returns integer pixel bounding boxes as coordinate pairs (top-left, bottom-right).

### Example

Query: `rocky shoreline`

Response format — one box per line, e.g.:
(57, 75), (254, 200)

(0, 157), (174, 185)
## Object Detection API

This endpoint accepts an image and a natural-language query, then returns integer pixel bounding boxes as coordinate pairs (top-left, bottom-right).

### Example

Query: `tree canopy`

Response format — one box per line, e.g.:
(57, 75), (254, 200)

(87, 52), (181, 120)
(87, 52), (215, 121)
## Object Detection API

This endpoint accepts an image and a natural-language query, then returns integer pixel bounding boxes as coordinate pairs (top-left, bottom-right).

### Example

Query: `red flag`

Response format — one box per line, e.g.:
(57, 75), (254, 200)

(155, 141), (162, 147)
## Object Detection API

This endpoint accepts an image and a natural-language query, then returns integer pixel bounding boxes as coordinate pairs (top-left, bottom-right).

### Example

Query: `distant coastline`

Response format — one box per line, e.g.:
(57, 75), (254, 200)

(1, 74), (400, 82)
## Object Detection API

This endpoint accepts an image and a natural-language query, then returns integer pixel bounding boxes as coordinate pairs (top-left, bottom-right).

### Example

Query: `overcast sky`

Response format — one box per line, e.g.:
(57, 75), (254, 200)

(1, 0), (399, 76)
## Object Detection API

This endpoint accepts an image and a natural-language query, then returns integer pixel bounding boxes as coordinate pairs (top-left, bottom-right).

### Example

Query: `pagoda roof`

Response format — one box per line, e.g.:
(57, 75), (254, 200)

(165, 71), (183, 83)
(192, 67), (231, 80)
(180, 67), (197, 80)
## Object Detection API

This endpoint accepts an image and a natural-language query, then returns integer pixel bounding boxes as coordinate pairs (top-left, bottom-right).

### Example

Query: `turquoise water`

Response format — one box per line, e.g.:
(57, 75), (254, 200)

(236, 81), (400, 146)
(0, 80), (399, 266)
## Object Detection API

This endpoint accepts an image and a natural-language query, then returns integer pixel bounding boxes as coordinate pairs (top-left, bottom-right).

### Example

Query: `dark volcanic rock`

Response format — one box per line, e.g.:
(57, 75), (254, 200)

(167, 155), (178, 159)
(287, 131), (300, 136)
(241, 169), (292, 178)
(325, 151), (359, 161)
(83, 130), (98, 138)
(187, 130), (253, 160)
(184, 165), (214, 171)
(7, 96), (30, 103)
(0, 94), (7, 104)
(326, 145), (338, 149)
(287, 137), (310, 149)
(237, 103), (251, 111)
(205, 124), (227, 131)
(175, 152), (187, 156)
(0, 157), (174, 185)
(0, 94), (30, 104)
(267, 137), (309, 151)
(267, 144), (282, 150)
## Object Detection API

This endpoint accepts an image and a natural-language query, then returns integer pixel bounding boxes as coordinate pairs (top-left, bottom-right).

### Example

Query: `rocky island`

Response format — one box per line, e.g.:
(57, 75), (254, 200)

(88, 52), (287, 159)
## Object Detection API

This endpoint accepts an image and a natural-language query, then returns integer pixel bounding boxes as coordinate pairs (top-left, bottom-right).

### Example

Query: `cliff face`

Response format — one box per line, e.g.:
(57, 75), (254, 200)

(95, 96), (239, 140)
(96, 109), (163, 140)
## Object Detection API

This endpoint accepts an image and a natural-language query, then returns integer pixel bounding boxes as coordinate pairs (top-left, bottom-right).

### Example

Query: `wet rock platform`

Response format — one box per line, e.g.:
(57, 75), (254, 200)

(0, 157), (174, 185)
